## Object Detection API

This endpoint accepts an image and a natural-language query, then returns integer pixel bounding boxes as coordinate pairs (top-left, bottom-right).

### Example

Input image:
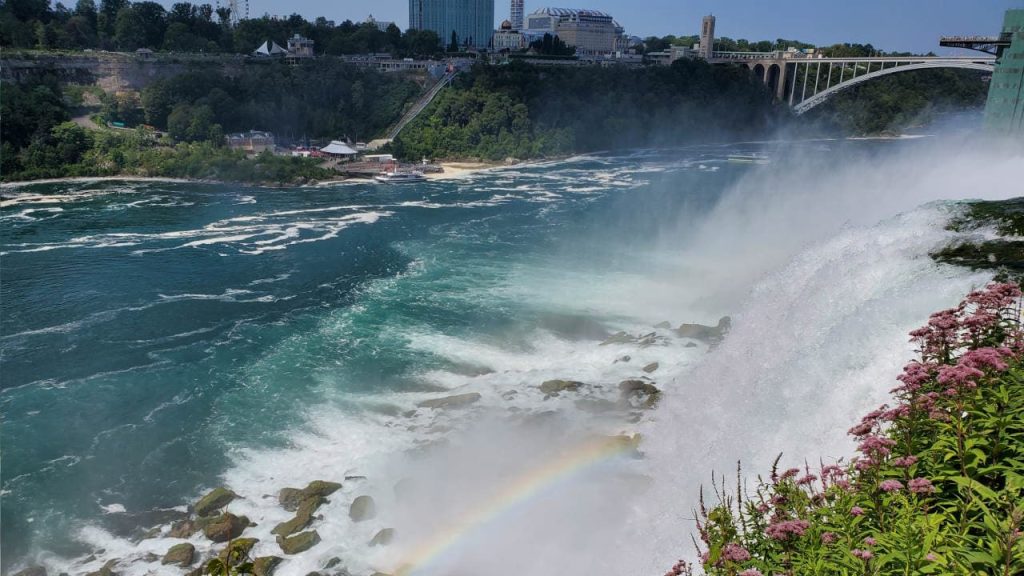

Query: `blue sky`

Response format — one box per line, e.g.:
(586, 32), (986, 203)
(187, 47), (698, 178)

(240, 0), (1021, 54)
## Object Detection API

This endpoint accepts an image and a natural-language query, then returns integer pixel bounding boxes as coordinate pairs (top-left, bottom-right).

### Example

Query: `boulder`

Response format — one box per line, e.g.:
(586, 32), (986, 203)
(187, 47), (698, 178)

(161, 543), (195, 566)
(349, 495), (376, 522)
(369, 528), (395, 547)
(653, 321), (673, 329)
(642, 362), (659, 373)
(675, 316), (731, 343)
(13, 567), (47, 576)
(169, 518), (201, 538)
(618, 380), (661, 409)
(84, 560), (118, 576)
(278, 481), (341, 511)
(685, 342), (698, 348)
(252, 556), (283, 576)
(613, 355), (631, 363)
(277, 530), (321, 555)
(194, 487), (237, 517)
(272, 495), (325, 537)
(600, 331), (634, 346)
(539, 379), (583, 395)
(203, 512), (249, 543)
(416, 393), (481, 409)
(323, 557), (343, 570)
(218, 538), (259, 565)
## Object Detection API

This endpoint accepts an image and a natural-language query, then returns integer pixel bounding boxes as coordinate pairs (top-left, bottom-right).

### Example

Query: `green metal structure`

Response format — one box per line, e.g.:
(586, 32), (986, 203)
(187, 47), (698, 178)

(983, 10), (1024, 136)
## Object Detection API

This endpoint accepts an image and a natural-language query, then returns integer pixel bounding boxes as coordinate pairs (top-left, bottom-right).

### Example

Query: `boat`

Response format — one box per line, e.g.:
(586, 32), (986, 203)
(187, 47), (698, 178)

(374, 170), (426, 183)
(726, 154), (770, 165)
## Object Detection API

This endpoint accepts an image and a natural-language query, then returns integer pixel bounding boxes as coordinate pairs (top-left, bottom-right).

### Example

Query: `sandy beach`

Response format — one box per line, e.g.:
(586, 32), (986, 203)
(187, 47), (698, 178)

(425, 161), (505, 180)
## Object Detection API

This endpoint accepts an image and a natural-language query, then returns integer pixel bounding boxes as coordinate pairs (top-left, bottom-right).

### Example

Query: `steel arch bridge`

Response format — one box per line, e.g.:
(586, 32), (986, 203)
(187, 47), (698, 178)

(709, 53), (996, 115)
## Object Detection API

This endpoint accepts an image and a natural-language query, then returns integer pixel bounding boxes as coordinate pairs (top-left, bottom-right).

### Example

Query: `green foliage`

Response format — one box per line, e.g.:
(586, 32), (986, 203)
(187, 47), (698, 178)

(393, 60), (781, 161)
(683, 283), (1024, 576)
(205, 539), (254, 576)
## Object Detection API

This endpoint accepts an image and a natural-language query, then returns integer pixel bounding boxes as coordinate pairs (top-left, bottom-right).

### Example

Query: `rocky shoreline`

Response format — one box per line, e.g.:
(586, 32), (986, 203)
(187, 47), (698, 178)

(10, 317), (731, 576)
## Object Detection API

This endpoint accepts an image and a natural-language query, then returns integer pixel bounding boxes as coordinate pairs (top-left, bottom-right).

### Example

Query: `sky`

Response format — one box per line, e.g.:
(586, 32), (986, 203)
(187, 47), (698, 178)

(236, 0), (1022, 55)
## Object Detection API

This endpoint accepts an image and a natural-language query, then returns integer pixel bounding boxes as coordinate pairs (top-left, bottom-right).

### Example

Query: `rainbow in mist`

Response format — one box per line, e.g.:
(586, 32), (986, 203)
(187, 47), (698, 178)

(391, 434), (641, 575)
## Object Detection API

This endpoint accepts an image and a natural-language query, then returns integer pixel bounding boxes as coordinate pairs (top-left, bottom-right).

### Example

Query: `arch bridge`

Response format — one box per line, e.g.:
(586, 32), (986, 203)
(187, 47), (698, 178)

(709, 52), (996, 115)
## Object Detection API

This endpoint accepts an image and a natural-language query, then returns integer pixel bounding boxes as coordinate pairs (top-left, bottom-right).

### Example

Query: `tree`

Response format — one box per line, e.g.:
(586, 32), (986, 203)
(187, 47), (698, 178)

(448, 29), (457, 52)
(113, 1), (165, 49)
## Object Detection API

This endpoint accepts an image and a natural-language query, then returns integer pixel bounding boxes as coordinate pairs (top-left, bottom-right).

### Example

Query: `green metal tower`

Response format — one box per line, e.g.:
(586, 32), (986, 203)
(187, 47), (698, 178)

(983, 10), (1024, 136)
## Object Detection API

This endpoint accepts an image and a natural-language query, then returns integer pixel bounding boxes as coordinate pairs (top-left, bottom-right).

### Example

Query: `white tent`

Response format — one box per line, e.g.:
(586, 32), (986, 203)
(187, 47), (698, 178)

(254, 41), (270, 55)
(321, 141), (359, 156)
(270, 42), (288, 55)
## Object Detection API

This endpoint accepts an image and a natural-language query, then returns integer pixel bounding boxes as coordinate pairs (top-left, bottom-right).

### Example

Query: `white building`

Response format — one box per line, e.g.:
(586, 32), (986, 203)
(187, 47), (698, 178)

(492, 19), (526, 51)
(523, 7), (625, 57)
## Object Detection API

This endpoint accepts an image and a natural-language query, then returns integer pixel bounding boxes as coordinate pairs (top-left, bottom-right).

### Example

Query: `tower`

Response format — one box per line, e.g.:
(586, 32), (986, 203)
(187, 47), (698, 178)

(217, 0), (248, 24)
(699, 14), (715, 59)
(510, 0), (523, 31)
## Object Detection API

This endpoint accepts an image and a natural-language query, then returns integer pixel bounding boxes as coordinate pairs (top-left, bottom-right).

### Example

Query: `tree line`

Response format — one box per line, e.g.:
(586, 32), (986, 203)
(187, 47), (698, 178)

(0, 0), (444, 56)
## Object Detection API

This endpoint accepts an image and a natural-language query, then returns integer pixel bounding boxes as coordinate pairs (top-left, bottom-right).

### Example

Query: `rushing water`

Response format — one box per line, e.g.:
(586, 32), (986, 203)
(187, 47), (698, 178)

(1, 139), (1021, 576)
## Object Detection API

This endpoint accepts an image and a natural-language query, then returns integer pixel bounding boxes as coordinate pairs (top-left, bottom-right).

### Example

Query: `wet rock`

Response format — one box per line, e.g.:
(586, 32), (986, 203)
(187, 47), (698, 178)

(278, 481), (342, 512)
(685, 342), (698, 348)
(85, 560), (118, 576)
(642, 362), (659, 373)
(272, 495), (326, 537)
(619, 380), (661, 409)
(369, 528), (395, 546)
(138, 526), (162, 541)
(416, 393), (481, 409)
(203, 512), (249, 542)
(323, 557), (343, 570)
(13, 567), (47, 576)
(676, 317), (731, 343)
(194, 487), (237, 517)
(306, 573), (322, 576)
(614, 355), (631, 363)
(600, 331), (634, 346)
(539, 379), (583, 396)
(162, 543), (195, 566)
(252, 556), (283, 576)
(654, 321), (672, 329)
(349, 495), (376, 522)
(277, 530), (321, 555)
(169, 518), (202, 538)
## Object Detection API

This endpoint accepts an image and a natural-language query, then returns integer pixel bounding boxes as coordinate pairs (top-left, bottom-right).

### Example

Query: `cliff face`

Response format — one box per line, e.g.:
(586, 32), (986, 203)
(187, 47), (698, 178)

(0, 52), (246, 92)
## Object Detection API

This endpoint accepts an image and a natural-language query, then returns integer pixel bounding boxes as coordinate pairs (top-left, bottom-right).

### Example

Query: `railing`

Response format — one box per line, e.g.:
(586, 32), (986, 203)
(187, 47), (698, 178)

(385, 70), (458, 140)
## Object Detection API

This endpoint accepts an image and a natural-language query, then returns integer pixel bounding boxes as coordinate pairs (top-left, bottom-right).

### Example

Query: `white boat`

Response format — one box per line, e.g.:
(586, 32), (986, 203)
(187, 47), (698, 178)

(374, 170), (426, 183)
(726, 154), (770, 165)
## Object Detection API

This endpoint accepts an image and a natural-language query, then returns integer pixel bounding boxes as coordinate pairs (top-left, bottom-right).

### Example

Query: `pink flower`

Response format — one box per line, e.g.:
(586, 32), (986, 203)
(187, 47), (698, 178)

(858, 435), (897, 457)
(960, 347), (1010, 372)
(891, 455), (918, 468)
(879, 479), (904, 492)
(765, 519), (809, 541)
(908, 477), (936, 494)
(863, 536), (877, 546)
(738, 570), (763, 576)
(796, 474), (817, 486)
(851, 549), (873, 561)
(850, 506), (865, 516)
(926, 553), (937, 561)
(821, 532), (837, 544)
(721, 542), (750, 562)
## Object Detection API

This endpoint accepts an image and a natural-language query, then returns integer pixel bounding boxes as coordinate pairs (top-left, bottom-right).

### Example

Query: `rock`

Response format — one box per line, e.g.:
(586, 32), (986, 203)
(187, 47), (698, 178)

(654, 321), (672, 329)
(277, 530), (321, 555)
(539, 379), (583, 395)
(574, 398), (619, 414)
(13, 567), (47, 576)
(642, 362), (659, 373)
(675, 316), (731, 343)
(349, 495), (376, 522)
(600, 331), (634, 346)
(416, 393), (481, 409)
(194, 487), (237, 517)
(85, 560), (118, 576)
(278, 481), (341, 511)
(252, 556), (283, 576)
(161, 543), (195, 566)
(323, 557), (343, 570)
(138, 526), (162, 541)
(618, 379), (661, 409)
(218, 538), (259, 566)
(685, 342), (698, 348)
(369, 528), (395, 546)
(306, 573), (322, 576)
(272, 495), (325, 537)
(203, 512), (249, 543)
(169, 518), (201, 538)
(613, 355), (631, 363)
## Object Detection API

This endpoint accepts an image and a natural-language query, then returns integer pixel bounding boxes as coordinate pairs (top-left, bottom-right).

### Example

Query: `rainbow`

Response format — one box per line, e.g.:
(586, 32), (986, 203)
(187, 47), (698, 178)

(392, 434), (640, 576)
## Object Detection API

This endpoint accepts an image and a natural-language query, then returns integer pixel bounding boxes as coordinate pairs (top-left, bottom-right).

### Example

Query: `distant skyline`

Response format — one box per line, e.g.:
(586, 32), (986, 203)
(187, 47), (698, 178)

(228, 0), (1020, 55)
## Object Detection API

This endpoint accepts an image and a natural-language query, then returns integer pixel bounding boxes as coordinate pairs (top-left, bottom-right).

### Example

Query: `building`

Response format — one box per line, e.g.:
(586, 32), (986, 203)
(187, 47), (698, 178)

(227, 131), (275, 154)
(510, 0), (524, 31)
(647, 44), (696, 66)
(320, 141), (359, 160)
(523, 7), (622, 57)
(492, 19), (526, 51)
(409, 0), (494, 49)
(699, 14), (715, 59)
(365, 14), (395, 32)
(286, 34), (315, 58)
(984, 9), (1024, 137)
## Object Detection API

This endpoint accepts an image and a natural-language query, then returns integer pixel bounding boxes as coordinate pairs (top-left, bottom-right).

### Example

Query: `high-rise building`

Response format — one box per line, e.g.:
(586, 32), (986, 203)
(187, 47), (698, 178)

(523, 7), (623, 57)
(510, 0), (524, 31)
(409, 0), (495, 49)
(699, 14), (715, 59)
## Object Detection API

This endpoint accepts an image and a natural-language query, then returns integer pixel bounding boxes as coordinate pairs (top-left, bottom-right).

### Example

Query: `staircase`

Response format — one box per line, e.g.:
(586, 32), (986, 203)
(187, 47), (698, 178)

(385, 70), (458, 141)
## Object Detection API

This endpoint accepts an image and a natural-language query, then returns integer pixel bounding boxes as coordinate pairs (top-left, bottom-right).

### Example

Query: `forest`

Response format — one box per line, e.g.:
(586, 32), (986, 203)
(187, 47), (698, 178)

(391, 59), (783, 161)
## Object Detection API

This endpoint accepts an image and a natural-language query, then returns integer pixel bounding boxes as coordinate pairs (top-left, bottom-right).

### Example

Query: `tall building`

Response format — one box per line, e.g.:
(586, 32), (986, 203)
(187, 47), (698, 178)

(699, 14), (715, 59)
(510, 0), (524, 31)
(409, 0), (495, 49)
(523, 7), (622, 56)
(984, 9), (1024, 137)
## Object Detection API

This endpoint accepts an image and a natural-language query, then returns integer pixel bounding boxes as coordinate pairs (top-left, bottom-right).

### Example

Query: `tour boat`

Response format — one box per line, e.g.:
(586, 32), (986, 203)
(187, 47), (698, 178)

(726, 154), (770, 165)
(374, 170), (426, 183)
